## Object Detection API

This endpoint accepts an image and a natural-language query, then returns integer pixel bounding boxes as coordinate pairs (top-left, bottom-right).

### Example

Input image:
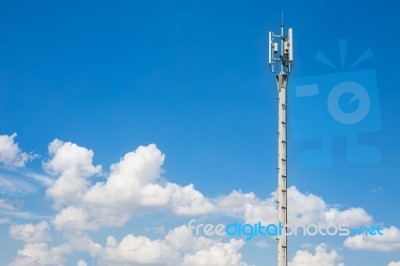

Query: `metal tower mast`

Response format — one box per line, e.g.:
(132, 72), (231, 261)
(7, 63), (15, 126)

(268, 22), (293, 266)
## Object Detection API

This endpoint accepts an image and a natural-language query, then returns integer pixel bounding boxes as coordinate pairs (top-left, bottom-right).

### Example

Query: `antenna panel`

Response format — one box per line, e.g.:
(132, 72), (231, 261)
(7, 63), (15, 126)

(288, 28), (293, 62)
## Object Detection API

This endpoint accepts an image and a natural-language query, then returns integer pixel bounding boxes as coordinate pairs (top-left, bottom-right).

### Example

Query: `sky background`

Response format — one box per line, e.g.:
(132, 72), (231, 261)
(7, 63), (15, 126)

(0, 0), (399, 265)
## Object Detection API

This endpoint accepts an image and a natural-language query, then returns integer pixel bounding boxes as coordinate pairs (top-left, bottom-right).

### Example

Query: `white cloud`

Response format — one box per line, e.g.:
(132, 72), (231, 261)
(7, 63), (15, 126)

(289, 243), (344, 266)
(344, 226), (400, 252)
(242, 197), (276, 225)
(77, 260), (87, 266)
(388, 261), (400, 266)
(9, 242), (69, 266)
(168, 183), (215, 216)
(9, 221), (71, 266)
(45, 139), (102, 178)
(181, 239), (247, 266)
(99, 234), (171, 265)
(322, 207), (372, 227)
(82, 144), (168, 221)
(43, 140), (374, 239)
(53, 207), (98, 232)
(22, 139), (380, 265)
(8, 228), (243, 266)
(47, 142), (215, 230)
(46, 139), (100, 171)
(9, 221), (50, 243)
(0, 133), (35, 167)
(53, 224), (246, 266)
(288, 187), (372, 227)
(216, 190), (258, 217)
(215, 186), (372, 228)
(45, 139), (102, 208)
(0, 198), (15, 211)
(83, 143), (214, 218)
(216, 190), (275, 223)
(287, 187), (327, 226)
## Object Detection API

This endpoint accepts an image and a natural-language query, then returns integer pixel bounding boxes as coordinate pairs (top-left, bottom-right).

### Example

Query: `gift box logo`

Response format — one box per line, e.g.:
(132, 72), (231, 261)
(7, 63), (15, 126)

(288, 39), (381, 168)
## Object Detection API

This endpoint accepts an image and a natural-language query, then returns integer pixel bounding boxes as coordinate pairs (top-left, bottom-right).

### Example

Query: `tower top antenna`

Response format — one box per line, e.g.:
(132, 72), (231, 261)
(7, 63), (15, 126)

(268, 23), (293, 74)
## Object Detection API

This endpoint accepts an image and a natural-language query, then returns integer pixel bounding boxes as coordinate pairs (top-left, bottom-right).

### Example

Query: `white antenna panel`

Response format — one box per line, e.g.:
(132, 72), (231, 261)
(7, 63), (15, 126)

(269, 31), (272, 65)
(288, 28), (293, 62)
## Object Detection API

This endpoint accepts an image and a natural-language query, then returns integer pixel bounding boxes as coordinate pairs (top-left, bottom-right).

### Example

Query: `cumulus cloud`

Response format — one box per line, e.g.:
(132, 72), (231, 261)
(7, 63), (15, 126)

(181, 239), (247, 266)
(83, 144), (215, 220)
(0, 133), (35, 167)
(45, 139), (102, 208)
(288, 187), (372, 227)
(216, 186), (372, 228)
(216, 190), (275, 223)
(46, 141), (215, 230)
(9, 242), (69, 266)
(53, 207), (98, 232)
(42, 139), (375, 238)
(8, 221), (71, 266)
(77, 260), (88, 266)
(322, 207), (372, 227)
(45, 139), (101, 178)
(388, 261), (400, 266)
(81, 225), (247, 266)
(344, 226), (400, 252)
(82, 144), (169, 221)
(289, 243), (344, 266)
(99, 234), (171, 265)
(9, 221), (50, 243)
(20, 139), (378, 265)
(167, 183), (215, 216)
(38, 224), (247, 266)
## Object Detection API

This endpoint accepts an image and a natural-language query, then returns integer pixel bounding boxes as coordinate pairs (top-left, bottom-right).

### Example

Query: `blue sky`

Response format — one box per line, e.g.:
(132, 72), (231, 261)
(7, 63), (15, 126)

(0, 1), (399, 265)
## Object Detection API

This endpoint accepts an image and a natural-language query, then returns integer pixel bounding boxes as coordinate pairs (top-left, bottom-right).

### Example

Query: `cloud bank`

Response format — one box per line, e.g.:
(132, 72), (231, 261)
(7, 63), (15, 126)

(3, 137), (395, 265)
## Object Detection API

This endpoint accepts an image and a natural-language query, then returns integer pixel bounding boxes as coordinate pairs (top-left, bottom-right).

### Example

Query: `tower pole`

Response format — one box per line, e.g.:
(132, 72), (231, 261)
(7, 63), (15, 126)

(276, 72), (288, 266)
(268, 22), (293, 266)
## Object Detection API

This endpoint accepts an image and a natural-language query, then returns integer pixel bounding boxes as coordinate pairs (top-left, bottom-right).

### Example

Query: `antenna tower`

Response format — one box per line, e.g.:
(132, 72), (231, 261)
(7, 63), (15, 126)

(268, 17), (293, 266)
